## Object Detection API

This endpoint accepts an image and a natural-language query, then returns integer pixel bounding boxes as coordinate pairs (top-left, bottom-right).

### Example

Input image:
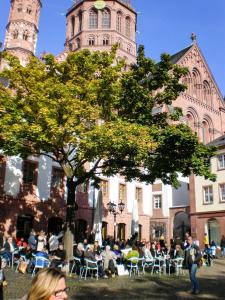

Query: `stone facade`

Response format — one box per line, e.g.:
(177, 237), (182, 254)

(190, 135), (225, 248)
(4, 0), (42, 65)
(0, 0), (225, 246)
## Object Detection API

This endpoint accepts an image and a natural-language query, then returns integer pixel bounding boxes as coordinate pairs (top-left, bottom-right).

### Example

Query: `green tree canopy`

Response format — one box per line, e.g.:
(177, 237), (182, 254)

(0, 46), (215, 194)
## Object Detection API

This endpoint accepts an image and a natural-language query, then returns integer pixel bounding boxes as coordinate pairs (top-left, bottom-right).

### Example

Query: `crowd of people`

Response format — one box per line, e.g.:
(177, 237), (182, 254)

(0, 229), (225, 297)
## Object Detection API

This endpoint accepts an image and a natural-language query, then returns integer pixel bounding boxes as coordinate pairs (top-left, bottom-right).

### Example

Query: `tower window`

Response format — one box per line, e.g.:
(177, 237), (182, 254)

(27, 6), (32, 14)
(76, 38), (81, 49)
(125, 16), (131, 38)
(71, 16), (75, 37)
(127, 44), (132, 53)
(88, 36), (95, 46)
(23, 30), (29, 41)
(18, 4), (22, 13)
(89, 9), (98, 29)
(103, 35), (109, 46)
(78, 11), (82, 31)
(116, 11), (122, 32)
(13, 30), (19, 39)
(102, 9), (111, 29)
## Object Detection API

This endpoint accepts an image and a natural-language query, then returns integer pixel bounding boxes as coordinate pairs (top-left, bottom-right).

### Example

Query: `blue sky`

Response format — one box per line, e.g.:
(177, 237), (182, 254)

(0, 0), (225, 95)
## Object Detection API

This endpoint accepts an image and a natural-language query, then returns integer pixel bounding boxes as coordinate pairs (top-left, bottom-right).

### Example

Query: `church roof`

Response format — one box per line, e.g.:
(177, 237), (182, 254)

(170, 45), (193, 64)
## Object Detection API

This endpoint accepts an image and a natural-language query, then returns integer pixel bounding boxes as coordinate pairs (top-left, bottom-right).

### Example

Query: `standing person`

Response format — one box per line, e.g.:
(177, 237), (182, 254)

(28, 230), (37, 251)
(183, 236), (202, 295)
(203, 233), (209, 248)
(23, 268), (69, 300)
(220, 235), (225, 257)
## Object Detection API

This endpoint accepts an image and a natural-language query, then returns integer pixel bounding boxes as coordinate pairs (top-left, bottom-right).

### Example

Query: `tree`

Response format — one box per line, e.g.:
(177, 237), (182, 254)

(0, 46), (216, 258)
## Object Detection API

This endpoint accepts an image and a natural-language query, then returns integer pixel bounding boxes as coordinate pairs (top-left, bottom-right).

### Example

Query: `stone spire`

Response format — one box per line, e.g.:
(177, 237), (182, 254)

(4, 0), (42, 65)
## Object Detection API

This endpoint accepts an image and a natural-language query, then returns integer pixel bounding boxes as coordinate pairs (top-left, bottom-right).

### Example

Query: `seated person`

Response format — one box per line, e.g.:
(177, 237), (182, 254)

(1, 236), (18, 263)
(143, 242), (153, 261)
(125, 245), (139, 262)
(50, 243), (66, 269)
(101, 245), (117, 277)
(17, 238), (28, 249)
(84, 244), (107, 278)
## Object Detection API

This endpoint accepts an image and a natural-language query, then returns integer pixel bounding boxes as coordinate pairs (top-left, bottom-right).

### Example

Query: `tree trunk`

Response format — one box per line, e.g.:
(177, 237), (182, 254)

(63, 177), (77, 262)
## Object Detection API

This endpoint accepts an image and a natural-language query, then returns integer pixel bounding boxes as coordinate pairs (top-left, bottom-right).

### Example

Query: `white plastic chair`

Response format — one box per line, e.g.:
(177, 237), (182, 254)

(151, 257), (166, 275)
(173, 258), (184, 276)
(70, 257), (84, 278)
(127, 257), (140, 276)
(32, 256), (50, 277)
(83, 258), (99, 280)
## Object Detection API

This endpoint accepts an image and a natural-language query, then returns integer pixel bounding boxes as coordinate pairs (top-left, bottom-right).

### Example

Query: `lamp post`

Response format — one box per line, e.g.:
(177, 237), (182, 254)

(107, 200), (125, 240)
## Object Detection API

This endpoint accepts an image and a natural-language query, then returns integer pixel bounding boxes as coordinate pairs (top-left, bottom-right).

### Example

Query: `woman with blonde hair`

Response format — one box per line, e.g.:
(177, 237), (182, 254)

(25, 268), (69, 300)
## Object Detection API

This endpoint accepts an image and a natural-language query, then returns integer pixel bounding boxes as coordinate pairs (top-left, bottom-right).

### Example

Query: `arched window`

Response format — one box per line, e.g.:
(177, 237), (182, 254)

(186, 107), (199, 135)
(78, 11), (82, 31)
(88, 35), (95, 46)
(116, 11), (122, 32)
(76, 38), (81, 49)
(18, 3), (22, 12)
(13, 29), (19, 39)
(192, 68), (201, 98)
(69, 43), (73, 51)
(127, 43), (132, 54)
(89, 9), (98, 29)
(102, 9), (111, 29)
(125, 16), (131, 38)
(117, 38), (122, 49)
(71, 16), (75, 37)
(27, 5), (32, 14)
(182, 71), (192, 94)
(103, 35), (110, 46)
(23, 30), (29, 41)
(203, 80), (211, 106)
(202, 120), (210, 144)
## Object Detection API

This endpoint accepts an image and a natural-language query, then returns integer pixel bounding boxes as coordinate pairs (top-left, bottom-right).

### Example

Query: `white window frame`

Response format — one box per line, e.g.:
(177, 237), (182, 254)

(203, 186), (213, 204)
(153, 194), (162, 209)
(219, 184), (225, 202)
(218, 154), (225, 169)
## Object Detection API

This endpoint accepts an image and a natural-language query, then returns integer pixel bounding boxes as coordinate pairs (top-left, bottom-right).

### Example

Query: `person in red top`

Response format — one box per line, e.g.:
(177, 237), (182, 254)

(17, 238), (28, 249)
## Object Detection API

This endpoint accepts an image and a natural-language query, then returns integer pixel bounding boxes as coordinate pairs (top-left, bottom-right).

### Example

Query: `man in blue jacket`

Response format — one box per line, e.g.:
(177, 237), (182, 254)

(183, 236), (202, 295)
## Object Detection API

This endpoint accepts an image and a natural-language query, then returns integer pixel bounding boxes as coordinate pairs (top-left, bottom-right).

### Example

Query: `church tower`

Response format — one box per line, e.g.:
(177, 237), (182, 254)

(4, 0), (42, 65)
(65, 0), (137, 64)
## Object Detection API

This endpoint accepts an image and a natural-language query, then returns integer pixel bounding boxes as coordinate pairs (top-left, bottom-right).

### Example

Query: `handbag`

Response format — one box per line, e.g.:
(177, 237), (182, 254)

(18, 261), (27, 274)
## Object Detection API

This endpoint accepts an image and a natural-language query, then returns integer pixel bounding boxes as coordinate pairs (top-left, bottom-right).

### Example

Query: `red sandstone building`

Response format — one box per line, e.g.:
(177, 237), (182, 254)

(0, 0), (225, 245)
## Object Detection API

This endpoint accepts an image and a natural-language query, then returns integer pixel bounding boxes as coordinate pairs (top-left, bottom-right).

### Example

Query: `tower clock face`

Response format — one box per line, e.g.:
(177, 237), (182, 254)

(94, 0), (106, 10)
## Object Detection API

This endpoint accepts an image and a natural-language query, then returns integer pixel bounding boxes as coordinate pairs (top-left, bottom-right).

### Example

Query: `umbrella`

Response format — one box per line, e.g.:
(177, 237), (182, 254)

(93, 189), (103, 246)
(131, 197), (139, 236)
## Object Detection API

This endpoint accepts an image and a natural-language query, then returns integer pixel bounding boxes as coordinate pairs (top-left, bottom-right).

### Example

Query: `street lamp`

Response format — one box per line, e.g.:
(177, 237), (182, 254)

(107, 200), (125, 240)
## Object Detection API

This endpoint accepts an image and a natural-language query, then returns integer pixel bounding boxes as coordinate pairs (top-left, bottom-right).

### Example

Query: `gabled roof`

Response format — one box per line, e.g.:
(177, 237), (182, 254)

(170, 43), (224, 102)
(170, 45), (192, 64)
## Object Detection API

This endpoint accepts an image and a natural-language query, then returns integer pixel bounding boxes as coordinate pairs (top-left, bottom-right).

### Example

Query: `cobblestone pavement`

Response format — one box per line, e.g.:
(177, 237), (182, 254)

(2, 258), (225, 300)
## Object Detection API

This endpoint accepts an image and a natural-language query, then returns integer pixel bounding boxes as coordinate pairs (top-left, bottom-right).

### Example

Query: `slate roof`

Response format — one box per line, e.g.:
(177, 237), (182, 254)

(170, 45), (193, 64)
